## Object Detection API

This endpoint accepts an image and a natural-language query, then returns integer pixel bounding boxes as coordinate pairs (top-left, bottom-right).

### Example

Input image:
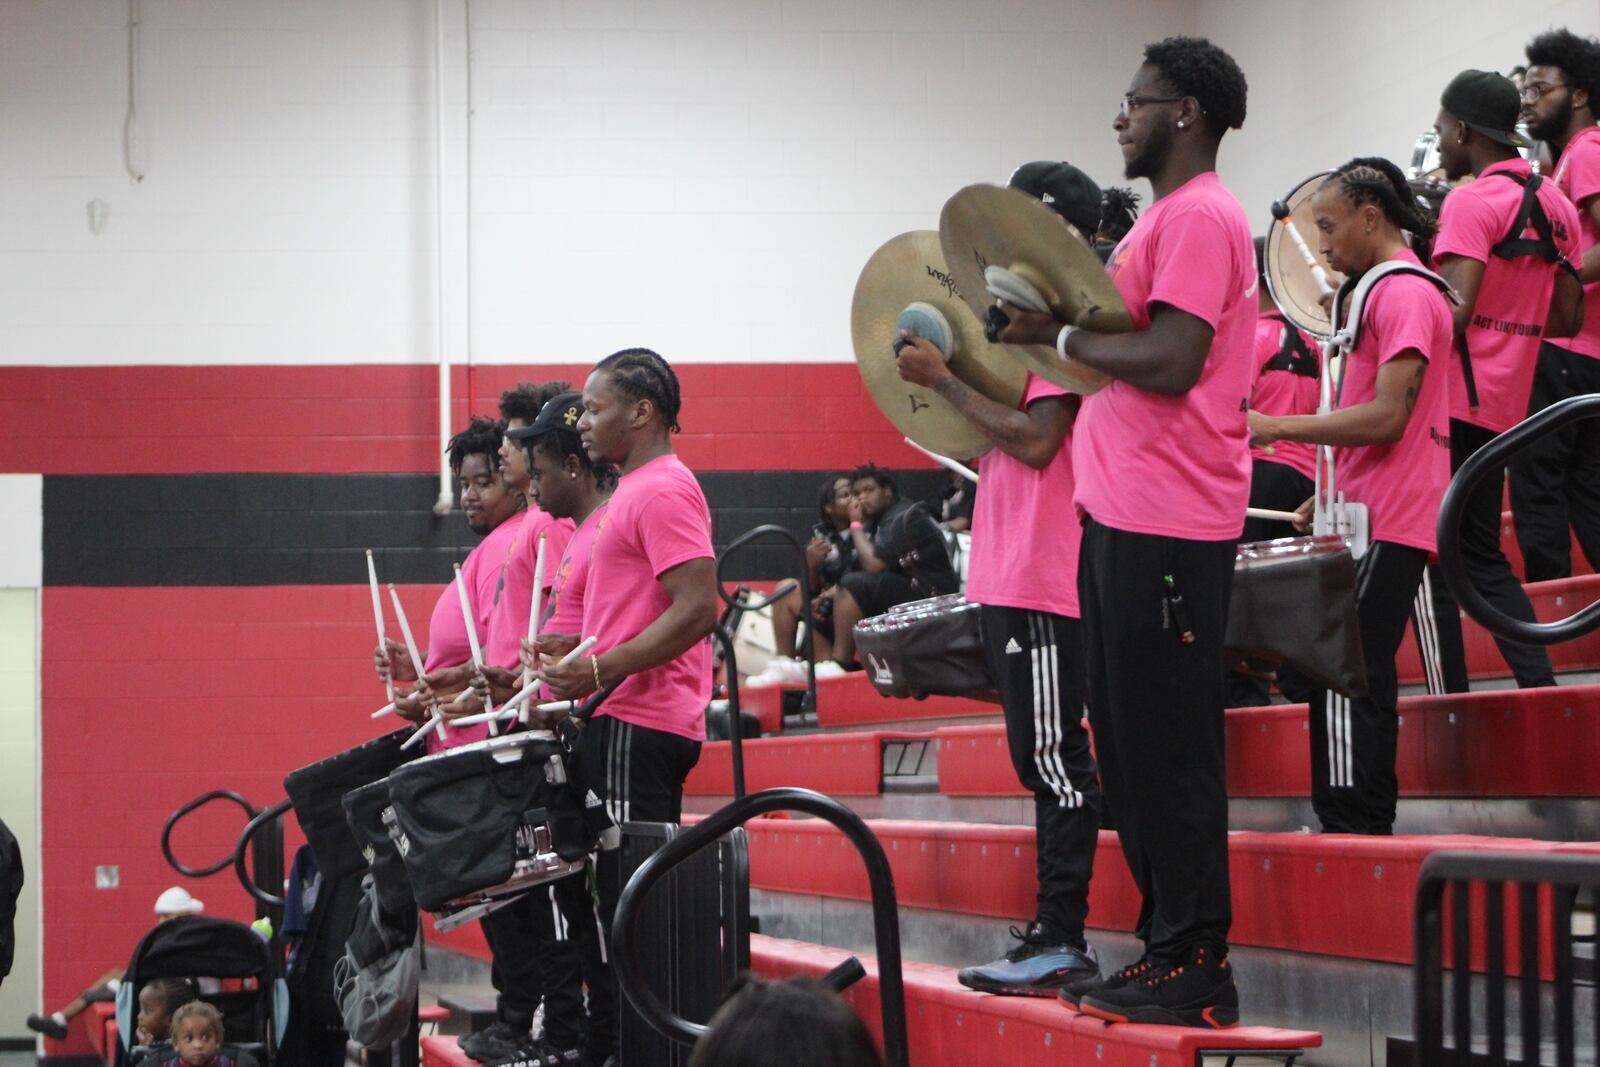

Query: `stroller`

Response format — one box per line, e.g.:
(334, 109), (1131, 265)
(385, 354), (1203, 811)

(115, 915), (288, 1067)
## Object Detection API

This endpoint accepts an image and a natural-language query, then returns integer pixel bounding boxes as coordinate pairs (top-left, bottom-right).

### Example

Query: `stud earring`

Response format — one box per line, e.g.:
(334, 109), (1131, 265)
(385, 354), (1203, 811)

(1177, 121), (1185, 128)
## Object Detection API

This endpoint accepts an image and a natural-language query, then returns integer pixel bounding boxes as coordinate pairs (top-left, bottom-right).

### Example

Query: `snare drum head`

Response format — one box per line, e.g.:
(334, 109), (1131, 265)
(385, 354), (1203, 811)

(405, 729), (558, 767)
(1265, 173), (1346, 338)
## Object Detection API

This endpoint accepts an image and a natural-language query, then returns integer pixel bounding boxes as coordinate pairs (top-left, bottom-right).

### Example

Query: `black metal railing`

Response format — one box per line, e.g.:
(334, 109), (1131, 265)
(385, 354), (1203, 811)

(1438, 394), (1600, 644)
(1414, 850), (1599, 1065)
(612, 787), (909, 1067)
(711, 626), (748, 800)
(162, 789), (285, 928)
(716, 524), (819, 713)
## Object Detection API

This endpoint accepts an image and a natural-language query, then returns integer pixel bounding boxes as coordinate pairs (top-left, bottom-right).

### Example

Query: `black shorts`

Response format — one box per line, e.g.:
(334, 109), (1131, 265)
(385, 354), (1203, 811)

(838, 570), (920, 617)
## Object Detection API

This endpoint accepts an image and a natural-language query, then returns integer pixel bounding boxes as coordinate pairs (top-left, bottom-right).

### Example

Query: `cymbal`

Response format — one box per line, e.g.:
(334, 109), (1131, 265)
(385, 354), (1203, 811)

(939, 183), (1125, 393)
(851, 231), (1028, 460)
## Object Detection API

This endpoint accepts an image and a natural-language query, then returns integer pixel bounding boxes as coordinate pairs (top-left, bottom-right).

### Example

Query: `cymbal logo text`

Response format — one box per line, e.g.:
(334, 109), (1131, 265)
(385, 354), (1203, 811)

(925, 264), (959, 299)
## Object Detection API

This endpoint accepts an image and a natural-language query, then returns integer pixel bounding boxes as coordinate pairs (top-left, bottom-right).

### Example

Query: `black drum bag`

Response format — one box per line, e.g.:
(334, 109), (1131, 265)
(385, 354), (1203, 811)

(340, 779), (414, 918)
(386, 736), (581, 912)
(1225, 535), (1368, 699)
(284, 730), (415, 879)
(852, 594), (993, 700)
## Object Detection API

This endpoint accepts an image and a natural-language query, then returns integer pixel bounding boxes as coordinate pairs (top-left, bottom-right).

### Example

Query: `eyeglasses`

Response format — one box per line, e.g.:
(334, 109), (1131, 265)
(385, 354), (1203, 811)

(1520, 81), (1569, 103)
(1119, 93), (1186, 117)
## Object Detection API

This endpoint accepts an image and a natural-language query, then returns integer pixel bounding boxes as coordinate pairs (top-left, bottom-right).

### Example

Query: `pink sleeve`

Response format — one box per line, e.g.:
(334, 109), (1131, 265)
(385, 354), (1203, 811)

(1022, 373), (1069, 405)
(1431, 187), (1497, 264)
(1555, 193), (1584, 269)
(1567, 139), (1600, 206)
(1146, 208), (1237, 329)
(640, 486), (715, 578)
(1372, 278), (1446, 366)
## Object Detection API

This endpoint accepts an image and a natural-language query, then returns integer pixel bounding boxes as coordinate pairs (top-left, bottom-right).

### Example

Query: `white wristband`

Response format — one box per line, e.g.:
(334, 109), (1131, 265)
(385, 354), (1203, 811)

(1056, 324), (1078, 360)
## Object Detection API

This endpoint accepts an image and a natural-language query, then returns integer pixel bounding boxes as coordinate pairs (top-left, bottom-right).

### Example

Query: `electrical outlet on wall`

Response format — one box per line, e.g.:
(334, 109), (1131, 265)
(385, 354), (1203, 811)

(94, 865), (119, 889)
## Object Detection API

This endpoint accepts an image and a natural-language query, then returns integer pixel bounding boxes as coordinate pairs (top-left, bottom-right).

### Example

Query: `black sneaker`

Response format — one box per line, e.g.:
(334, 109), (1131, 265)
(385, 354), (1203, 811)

(957, 922), (1098, 997)
(1058, 954), (1153, 1009)
(486, 1037), (565, 1067)
(27, 1013), (69, 1041)
(460, 1021), (532, 1064)
(1077, 945), (1239, 1029)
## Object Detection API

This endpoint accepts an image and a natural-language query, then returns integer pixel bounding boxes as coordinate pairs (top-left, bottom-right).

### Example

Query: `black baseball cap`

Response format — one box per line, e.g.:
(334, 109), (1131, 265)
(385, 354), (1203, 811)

(1008, 161), (1102, 239)
(506, 391), (583, 440)
(1441, 69), (1529, 148)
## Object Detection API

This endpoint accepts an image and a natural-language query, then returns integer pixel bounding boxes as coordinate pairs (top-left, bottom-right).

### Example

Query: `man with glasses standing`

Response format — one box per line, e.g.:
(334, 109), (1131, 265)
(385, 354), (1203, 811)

(1510, 29), (1600, 581)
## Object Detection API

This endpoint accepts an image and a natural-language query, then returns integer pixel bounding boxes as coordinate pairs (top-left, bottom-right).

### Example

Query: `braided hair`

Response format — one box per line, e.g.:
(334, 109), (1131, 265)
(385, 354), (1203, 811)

(447, 416), (504, 475)
(1099, 187), (1140, 241)
(816, 474), (847, 525)
(529, 426), (620, 491)
(1328, 156), (1437, 264)
(593, 347), (683, 433)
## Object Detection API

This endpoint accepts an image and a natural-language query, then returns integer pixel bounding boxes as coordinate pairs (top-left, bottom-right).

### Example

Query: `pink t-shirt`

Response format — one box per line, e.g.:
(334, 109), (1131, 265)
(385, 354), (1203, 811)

(420, 512), (525, 753)
(1434, 158), (1582, 430)
(1073, 171), (1256, 540)
(583, 455), (715, 741)
(1335, 249), (1453, 553)
(1248, 312), (1320, 480)
(966, 375), (1081, 617)
(483, 509), (574, 669)
(545, 503), (609, 637)
(1552, 125), (1600, 359)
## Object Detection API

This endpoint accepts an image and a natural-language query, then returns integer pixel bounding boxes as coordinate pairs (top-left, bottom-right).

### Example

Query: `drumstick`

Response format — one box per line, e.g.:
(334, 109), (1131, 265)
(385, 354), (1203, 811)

(1246, 507), (1303, 524)
(1270, 201), (1333, 295)
(389, 584), (447, 744)
(454, 564), (498, 736)
(371, 701), (396, 719)
(366, 550), (395, 706)
(524, 533), (548, 689)
(452, 637), (600, 726)
(903, 437), (979, 484)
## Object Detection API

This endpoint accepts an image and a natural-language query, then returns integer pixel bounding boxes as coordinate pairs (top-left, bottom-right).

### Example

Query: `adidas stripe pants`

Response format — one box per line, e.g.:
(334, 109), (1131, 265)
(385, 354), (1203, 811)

(1311, 540), (1428, 834)
(1077, 518), (1234, 959)
(977, 604), (1101, 944)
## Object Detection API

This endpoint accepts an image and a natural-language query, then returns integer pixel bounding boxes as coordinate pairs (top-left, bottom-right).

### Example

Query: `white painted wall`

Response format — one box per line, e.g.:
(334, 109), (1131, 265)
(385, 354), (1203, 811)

(1197, 0), (1600, 237)
(0, 0), (1193, 367)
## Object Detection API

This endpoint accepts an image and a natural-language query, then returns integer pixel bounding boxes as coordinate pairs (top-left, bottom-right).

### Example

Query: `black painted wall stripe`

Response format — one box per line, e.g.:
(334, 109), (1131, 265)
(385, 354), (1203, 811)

(42, 470), (947, 586)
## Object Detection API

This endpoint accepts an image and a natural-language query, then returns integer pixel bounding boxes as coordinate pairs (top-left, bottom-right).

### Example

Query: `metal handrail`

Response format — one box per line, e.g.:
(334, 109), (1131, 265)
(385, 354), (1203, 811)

(1438, 393), (1600, 644)
(162, 790), (258, 877)
(716, 524), (818, 712)
(233, 798), (292, 909)
(611, 788), (909, 1067)
(711, 627), (747, 800)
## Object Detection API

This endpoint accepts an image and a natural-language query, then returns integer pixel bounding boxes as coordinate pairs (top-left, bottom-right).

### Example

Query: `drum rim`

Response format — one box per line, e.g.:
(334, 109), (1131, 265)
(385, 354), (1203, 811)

(1264, 170), (1339, 340)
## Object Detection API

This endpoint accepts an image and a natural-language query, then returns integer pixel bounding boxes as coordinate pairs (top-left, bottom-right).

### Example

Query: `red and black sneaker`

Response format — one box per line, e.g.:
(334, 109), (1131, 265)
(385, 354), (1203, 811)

(1058, 954), (1154, 1010)
(1077, 945), (1239, 1029)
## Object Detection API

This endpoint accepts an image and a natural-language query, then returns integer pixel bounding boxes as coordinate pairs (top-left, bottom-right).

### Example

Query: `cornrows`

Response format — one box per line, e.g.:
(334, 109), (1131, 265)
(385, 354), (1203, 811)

(1329, 156), (1437, 260)
(595, 347), (683, 433)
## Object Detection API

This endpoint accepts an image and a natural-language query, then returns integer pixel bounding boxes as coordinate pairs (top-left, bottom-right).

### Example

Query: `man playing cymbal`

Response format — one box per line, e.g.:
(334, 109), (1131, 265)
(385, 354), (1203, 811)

(995, 36), (1253, 1028)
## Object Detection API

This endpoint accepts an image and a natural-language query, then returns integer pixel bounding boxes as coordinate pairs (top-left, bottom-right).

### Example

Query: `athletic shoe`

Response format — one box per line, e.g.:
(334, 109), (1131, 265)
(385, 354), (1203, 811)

(1077, 945), (1239, 1029)
(27, 1013), (69, 1040)
(1058, 955), (1154, 1009)
(811, 660), (848, 680)
(957, 923), (1098, 997)
(485, 1037), (565, 1067)
(460, 1021), (532, 1064)
(744, 657), (808, 688)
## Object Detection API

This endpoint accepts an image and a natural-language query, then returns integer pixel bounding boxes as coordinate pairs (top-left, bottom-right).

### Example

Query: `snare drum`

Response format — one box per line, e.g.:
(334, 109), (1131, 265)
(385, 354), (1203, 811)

(384, 732), (595, 924)
(852, 594), (994, 700)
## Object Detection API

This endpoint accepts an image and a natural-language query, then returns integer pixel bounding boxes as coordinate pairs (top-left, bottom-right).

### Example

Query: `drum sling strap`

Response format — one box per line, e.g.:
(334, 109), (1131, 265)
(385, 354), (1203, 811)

(1458, 171), (1570, 410)
(1332, 259), (1458, 407)
(1262, 312), (1320, 380)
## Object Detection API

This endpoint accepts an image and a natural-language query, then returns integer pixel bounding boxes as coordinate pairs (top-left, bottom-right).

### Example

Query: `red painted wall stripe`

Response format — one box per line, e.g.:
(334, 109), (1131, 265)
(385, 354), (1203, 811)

(0, 364), (928, 474)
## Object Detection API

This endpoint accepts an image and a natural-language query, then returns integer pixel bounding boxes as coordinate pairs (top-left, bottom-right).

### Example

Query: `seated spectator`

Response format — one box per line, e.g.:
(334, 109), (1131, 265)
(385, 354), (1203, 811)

(688, 977), (882, 1067)
(163, 1001), (235, 1067)
(748, 475), (855, 686)
(934, 468), (974, 533)
(126, 978), (201, 1067)
(831, 465), (958, 669)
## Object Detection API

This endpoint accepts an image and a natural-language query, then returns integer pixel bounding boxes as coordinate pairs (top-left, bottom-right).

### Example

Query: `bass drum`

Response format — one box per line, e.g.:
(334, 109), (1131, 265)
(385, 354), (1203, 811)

(1264, 172), (1346, 339)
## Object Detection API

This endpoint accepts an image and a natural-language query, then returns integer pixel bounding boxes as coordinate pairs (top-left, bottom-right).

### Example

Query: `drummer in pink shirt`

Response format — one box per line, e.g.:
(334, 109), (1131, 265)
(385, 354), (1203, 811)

(994, 37), (1252, 1028)
(530, 347), (717, 1066)
(1250, 158), (1454, 836)
(372, 417), (524, 754)
(1407, 70), (1583, 695)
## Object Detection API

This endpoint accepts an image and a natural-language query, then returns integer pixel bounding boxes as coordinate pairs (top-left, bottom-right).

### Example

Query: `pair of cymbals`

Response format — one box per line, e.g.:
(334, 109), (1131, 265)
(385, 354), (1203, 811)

(851, 185), (1128, 457)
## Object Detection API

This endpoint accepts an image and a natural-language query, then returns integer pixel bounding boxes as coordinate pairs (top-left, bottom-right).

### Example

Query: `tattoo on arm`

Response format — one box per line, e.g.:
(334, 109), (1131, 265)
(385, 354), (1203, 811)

(1403, 364), (1423, 414)
(932, 376), (1030, 450)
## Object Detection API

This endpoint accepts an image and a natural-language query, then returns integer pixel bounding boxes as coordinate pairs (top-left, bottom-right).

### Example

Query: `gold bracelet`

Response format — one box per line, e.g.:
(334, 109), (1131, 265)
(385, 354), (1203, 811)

(591, 654), (603, 691)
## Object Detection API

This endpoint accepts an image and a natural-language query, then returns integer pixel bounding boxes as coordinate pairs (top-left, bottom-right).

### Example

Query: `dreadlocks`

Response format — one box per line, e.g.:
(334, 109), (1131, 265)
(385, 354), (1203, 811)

(447, 416), (504, 475)
(593, 347), (683, 433)
(1100, 187), (1141, 241)
(1329, 156), (1437, 263)
(530, 425), (620, 491)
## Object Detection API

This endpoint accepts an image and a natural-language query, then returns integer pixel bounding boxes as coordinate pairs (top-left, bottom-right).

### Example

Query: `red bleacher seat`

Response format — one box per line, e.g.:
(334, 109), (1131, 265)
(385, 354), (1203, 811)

(741, 817), (1600, 976)
(685, 730), (930, 796)
(422, 1035), (472, 1067)
(752, 934), (1321, 1065)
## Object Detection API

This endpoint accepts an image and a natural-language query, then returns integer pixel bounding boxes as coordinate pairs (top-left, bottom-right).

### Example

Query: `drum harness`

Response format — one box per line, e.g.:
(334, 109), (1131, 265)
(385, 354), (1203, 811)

(1454, 171), (1573, 410)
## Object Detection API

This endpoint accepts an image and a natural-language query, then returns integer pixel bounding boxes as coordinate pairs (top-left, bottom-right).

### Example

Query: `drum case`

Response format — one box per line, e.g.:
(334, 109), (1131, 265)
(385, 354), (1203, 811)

(340, 778), (414, 917)
(283, 730), (415, 879)
(852, 594), (994, 700)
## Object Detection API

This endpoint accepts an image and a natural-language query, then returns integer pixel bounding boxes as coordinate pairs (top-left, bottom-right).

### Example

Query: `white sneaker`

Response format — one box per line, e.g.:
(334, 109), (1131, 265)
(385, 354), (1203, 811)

(811, 660), (847, 680)
(744, 659), (800, 688)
